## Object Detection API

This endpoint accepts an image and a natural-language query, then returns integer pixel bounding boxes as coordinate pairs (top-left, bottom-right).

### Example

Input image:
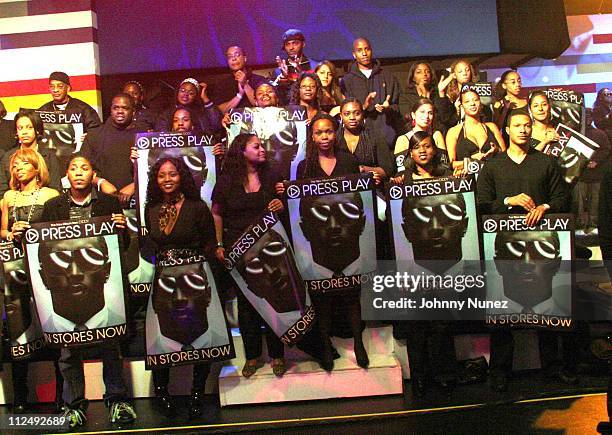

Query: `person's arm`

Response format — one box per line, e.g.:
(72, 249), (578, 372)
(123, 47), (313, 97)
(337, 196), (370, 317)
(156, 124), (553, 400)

(198, 201), (217, 261)
(476, 160), (504, 215)
(394, 135), (408, 154)
(487, 122), (507, 152)
(106, 194), (130, 251)
(211, 202), (225, 263)
(375, 135), (396, 178)
(1, 191), (11, 239)
(446, 125), (460, 161)
(45, 152), (62, 191)
(598, 163), (612, 260)
(546, 159), (570, 213)
(0, 154), (10, 199)
(117, 182), (135, 209)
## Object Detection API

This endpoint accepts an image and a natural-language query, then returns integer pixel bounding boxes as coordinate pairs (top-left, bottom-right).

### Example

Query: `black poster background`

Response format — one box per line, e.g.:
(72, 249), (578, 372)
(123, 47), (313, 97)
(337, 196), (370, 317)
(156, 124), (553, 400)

(226, 211), (315, 345)
(34, 110), (85, 171)
(1, 242), (44, 360)
(285, 173), (377, 294)
(225, 106), (307, 180)
(482, 214), (574, 330)
(547, 123), (600, 185)
(145, 255), (234, 369)
(23, 217), (128, 348)
(541, 89), (585, 134)
(134, 131), (217, 236)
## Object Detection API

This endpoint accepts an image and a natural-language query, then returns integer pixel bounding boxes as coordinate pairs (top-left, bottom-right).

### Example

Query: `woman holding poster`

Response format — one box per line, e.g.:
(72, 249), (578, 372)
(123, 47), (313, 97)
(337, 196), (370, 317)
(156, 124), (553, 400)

(212, 133), (287, 378)
(144, 156), (222, 419)
(529, 91), (560, 152)
(294, 113), (369, 371)
(1, 148), (63, 412)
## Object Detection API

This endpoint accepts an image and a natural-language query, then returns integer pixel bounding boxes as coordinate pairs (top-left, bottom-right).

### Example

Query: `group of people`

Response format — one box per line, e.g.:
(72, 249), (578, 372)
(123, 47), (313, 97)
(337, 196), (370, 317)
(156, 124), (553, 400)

(0, 27), (611, 430)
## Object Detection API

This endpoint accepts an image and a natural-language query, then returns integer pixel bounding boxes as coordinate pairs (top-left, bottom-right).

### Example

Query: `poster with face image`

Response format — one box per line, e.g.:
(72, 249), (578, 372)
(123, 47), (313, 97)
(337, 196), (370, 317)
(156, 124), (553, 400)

(123, 202), (155, 297)
(225, 106), (307, 180)
(34, 110), (85, 170)
(145, 254), (234, 369)
(482, 214), (573, 330)
(461, 82), (494, 123)
(542, 89), (585, 134)
(544, 123), (600, 185)
(0, 242), (45, 360)
(23, 217), (128, 348)
(225, 211), (315, 345)
(134, 131), (217, 235)
(380, 176), (482, 320)
(285, 173), (377, 295)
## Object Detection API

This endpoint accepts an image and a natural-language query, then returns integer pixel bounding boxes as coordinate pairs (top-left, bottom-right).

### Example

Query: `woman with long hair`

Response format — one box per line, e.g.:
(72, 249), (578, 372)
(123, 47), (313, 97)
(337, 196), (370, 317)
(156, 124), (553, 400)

(144, 156), (218, 419)
(492, 70), (528, 132)
(401, 131), (452, 180)
(442, 59), (479, 127)
(289, 72), (323, 122)
(211, 133), (286, 378)
(446, 89), (506, 175)
(529, 91), (559, 151)
(155, 78), (222, 133)
(593, 87), (612, 142)
(294, 113), (369, 371)
(403, 61), (455, 134)
(395, 98), (448, 163)
(1, 148), (62, 413)
(315, 61), (344, 116)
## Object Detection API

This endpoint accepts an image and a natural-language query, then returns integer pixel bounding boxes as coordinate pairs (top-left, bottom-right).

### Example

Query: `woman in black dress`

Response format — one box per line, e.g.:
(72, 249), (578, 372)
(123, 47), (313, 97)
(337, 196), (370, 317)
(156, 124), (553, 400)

(295, 113), (369, 371)
(211, 133), (286, 378)
(144, 156), (217, 419)
(289, 72), (323, 123)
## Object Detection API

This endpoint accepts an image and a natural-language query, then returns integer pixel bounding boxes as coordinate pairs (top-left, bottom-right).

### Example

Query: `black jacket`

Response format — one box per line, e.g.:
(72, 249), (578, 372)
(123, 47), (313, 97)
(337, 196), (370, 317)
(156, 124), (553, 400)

(340, 60), (402, 147)
(39, 97), (102, 132)
(400, 86), (456, 136)
(40, 190), (130, 249)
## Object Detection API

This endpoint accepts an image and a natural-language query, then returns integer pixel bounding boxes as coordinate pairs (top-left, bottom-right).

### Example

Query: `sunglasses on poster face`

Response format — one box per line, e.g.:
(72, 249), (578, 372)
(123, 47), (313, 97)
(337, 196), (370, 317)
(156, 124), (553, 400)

(157, 273), (209, 296)
(245, 241), (288, 275)
(497, 240), (560, 262)
(43, 248), (108, 276)
(308, 202), (363, 223)
(409, 203), (465, 226)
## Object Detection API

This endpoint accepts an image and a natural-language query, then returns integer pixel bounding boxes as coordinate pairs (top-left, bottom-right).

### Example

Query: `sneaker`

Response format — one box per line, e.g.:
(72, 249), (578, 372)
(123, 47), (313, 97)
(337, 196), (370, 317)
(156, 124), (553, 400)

(62, 407), (87, 429)
(109, 401), (137, 424)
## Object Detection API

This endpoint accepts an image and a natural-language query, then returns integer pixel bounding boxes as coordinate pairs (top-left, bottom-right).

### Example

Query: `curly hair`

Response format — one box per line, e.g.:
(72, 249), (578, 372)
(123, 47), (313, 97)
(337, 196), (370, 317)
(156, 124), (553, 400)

(145, 156), (200, 207)
(315, 61), (343, 105)
(302, 112), (338, 178)
(289, 72), (323, 110)
(447, 59), (479, 103)
(406, 61), (438, 92)
(404, 131), (449, 177)
(9, 148), (50, 190)
(220, 133), (271, 186)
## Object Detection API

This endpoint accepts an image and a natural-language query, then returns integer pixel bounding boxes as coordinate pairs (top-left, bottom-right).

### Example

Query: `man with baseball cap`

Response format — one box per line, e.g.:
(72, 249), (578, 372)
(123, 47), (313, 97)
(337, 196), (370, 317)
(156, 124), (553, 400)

(39, 71), (102, 132)
(273, 29), (318, 104)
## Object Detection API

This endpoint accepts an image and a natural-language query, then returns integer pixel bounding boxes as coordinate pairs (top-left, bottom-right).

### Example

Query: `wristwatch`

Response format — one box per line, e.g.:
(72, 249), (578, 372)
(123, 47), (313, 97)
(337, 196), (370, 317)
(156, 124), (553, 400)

(216, 241), (224, 248)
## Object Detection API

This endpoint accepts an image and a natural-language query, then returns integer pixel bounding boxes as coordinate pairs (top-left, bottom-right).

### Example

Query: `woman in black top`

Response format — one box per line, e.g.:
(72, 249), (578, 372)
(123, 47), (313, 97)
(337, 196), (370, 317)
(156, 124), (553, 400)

(144, 156), (217, 419)
(401, 131), (452, 181)
(315, 61), (343, 116)
(529, 91), (560, 151)
(492, 70), (528, 133)
(293, 113), (368, 371)
(211, 133), (286, 378)
(289, 73), (323, 123)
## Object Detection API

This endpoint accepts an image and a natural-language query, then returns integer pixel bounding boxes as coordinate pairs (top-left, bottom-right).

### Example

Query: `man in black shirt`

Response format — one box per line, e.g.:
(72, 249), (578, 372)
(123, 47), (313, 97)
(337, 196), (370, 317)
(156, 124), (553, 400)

(0, 100), (16, 152)
(478, 110), (576, 391)
(81, 93), (142, 207)
(123, 81), (157, 131)
(40, 154), (135, 429)
(210, 46), (268, 113)
(39, 72), (101, 133)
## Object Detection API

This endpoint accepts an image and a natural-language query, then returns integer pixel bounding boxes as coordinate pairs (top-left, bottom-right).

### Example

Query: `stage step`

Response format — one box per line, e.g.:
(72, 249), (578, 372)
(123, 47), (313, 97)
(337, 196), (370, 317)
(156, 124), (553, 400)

(218, 326), (403, 406)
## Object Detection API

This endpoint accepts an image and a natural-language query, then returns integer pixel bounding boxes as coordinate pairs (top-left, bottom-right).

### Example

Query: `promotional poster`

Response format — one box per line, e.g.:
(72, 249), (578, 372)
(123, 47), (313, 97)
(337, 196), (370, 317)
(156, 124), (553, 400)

(225, 106), (307, 180)
(546, 123), (600, 185)
(123, 205), (156, 297)
(0, 242), (45, 360)
(23, 217), (128, 347)
(225, 211), (315, 345)
(134, 131), (217, 235)
(285, 173), (377, 295)
(542, 89), (585, 133)
(35, 110), (85, 170)
(145, 254), (234, 369)
(482, 214), (573, 329)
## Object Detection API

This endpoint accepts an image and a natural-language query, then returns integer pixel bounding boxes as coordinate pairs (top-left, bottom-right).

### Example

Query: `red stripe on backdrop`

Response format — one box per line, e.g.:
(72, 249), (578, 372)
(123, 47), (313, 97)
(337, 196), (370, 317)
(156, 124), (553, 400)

(0, 74), (99, 97)
(0, 0), (93, 18)
(522, 83), (597, 95)
(0, 28), (97, 50)
(593, 34), (612, 44)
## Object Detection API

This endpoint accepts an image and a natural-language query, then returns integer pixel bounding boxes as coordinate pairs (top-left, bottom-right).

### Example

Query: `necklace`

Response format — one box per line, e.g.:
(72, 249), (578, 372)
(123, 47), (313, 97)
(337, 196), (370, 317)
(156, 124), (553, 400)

(13, 188), (42, 224)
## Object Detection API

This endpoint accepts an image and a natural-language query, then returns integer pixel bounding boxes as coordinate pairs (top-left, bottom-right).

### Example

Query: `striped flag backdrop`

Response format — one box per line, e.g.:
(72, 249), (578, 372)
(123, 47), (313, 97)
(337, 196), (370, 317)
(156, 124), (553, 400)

(0, 0), (102, 117)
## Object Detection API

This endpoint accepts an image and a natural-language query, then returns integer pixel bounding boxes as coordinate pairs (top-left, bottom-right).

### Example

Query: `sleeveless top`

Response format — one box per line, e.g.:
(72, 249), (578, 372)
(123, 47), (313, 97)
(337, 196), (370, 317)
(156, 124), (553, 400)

(456, 123), (500, 160)
(7, 204), (46, 229)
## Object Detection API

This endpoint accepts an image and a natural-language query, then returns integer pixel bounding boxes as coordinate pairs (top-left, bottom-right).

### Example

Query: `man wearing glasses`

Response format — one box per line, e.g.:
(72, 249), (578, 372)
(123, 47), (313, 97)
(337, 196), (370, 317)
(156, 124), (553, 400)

(39, 71), (101, 132)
